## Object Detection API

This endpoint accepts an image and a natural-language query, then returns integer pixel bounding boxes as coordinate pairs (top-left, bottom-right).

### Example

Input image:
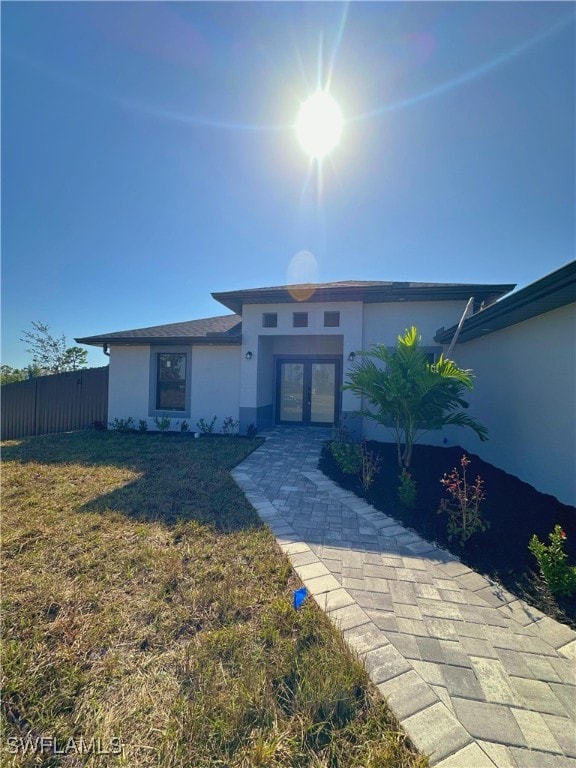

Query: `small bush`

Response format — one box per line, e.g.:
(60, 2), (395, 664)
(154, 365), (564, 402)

(398, 469), (417, 508)
(246, 423), (258, 438)
(529, 525), (576, 597)
(330, 441), (362, 475)
(222, 416), (239, 435)
(360, 441), (380, 492)
(153, 414), (171, 432)
(197, 416), (217, 434)
(438, 455), (488, 546)
(138, 419), (149, 433)
(180, 420), (190, 433)
(109, 417), (135, 432)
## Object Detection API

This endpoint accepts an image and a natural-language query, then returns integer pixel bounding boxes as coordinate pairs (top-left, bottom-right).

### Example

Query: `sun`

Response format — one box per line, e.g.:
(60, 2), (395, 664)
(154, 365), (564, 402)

(295, 91), (343, 160)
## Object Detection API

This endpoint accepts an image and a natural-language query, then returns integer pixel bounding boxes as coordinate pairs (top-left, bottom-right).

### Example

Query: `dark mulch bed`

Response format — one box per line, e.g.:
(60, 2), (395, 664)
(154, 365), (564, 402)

(319, 441), (576, 629)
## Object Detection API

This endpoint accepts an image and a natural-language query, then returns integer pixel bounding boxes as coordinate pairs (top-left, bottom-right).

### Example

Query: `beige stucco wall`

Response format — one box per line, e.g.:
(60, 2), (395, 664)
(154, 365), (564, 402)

(449, 303), (576, 505)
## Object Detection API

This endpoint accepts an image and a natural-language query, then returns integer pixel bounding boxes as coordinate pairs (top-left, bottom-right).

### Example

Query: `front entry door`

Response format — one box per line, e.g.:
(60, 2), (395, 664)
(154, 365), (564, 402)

(276, 359), (340, 425)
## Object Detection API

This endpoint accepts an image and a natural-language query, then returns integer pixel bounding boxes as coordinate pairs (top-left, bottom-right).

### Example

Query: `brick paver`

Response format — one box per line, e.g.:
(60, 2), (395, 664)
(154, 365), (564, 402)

(232, 427), (576, 767)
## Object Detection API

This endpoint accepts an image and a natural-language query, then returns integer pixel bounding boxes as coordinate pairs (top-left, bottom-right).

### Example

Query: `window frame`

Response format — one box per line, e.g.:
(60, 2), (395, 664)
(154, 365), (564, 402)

(148, 347), (192, 417)
(262, 313), (278, 328)
(323, 311), (340, 328)
(293, 312), (308, 328)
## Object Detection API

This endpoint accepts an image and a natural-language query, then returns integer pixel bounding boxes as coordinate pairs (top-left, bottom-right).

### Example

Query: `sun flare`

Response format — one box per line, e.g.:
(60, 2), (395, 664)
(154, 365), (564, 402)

(295, 91), (343, 160)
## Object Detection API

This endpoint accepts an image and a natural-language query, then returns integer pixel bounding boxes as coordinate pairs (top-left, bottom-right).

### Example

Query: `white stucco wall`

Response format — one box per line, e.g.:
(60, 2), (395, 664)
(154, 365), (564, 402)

(239, 301), (364, 418)
(108, 345), (151, 423)
(189, 346), (241, 430)
(108, 344), (240, 433)
(448, 304), (576, 505)
(360, 301), (469, 445)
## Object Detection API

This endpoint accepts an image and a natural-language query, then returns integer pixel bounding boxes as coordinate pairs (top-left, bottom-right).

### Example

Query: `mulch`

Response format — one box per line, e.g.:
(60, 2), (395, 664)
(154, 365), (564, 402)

(319, 441), (576, 628)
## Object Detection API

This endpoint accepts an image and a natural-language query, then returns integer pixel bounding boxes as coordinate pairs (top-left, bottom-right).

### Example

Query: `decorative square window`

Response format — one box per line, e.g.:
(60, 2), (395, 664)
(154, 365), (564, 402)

(157, 353), (187, 410)
(262, 313), (278, 328)
(293, 312), (308, 328)
(324, 311), (340, 327)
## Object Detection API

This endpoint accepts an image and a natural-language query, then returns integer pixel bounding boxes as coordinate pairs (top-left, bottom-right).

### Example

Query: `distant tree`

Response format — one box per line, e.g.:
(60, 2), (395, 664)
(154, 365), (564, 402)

(20, 322), (88, 375)
(0, 365), (26, 385)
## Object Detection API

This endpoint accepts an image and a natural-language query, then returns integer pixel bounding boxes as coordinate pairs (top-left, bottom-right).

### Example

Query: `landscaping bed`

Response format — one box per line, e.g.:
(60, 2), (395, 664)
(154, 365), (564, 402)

(320, 440), (576, 629)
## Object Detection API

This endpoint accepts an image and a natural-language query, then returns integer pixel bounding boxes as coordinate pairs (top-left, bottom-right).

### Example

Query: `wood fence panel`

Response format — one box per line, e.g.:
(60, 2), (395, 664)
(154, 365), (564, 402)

(1, 367), (109, 440)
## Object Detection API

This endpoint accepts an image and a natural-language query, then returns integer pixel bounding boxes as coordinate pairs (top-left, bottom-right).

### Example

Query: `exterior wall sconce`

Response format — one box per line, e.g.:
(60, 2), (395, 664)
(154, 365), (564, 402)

(245, 351), (253, 360)
(348, 352), (356, 362)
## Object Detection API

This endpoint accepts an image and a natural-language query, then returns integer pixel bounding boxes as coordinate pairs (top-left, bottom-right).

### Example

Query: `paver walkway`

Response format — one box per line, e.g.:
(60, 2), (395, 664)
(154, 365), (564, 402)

(232, 427), (576, 768)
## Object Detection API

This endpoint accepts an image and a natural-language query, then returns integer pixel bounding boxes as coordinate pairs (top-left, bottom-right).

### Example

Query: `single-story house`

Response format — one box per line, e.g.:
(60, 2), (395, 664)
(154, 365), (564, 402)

(77, 260), (575, 505)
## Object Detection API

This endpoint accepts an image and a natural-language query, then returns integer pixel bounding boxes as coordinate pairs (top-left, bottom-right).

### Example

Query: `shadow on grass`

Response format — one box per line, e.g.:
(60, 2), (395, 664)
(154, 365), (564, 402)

(2, 430), (265, 533)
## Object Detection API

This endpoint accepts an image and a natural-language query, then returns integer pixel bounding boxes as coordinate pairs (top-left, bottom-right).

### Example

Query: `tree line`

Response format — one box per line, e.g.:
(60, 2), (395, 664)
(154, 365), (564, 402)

(1, 322), (89, 385)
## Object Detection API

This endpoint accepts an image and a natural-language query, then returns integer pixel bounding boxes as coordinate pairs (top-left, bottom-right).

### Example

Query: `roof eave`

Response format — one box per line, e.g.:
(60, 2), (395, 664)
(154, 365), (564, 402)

(434, 262), (575, 344)
(212, 283), (516, 314)
(75, 336), (242, 347)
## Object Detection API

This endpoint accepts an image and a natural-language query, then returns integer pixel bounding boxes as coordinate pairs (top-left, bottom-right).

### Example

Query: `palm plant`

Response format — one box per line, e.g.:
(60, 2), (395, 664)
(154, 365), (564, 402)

(343, 327), (488, 469)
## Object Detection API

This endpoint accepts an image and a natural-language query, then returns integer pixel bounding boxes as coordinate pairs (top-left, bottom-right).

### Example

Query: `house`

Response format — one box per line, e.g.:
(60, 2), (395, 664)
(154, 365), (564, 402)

(76, 262), (575, 505)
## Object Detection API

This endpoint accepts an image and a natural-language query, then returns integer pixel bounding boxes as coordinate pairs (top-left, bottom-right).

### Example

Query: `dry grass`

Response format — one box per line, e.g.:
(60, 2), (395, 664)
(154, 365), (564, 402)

(1, 430), (427, 768)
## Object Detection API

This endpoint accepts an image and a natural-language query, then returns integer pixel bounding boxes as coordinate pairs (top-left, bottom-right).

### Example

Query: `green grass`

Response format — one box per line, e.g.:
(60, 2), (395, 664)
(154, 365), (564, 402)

(1, 430), (427, 768)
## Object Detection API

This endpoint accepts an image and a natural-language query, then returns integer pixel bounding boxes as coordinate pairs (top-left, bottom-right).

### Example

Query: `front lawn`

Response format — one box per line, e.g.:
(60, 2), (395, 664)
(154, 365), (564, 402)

(320, 440), (576, 629)
(1, 430), (426, 768)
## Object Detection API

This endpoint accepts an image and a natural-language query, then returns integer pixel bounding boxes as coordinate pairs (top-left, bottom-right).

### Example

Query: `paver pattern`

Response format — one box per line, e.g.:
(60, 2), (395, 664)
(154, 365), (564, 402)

(233, 427), (576, 768)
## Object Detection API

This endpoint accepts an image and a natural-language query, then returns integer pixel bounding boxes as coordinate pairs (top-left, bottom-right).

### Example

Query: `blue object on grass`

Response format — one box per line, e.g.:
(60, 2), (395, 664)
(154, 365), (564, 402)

(293, 587), (308, 610)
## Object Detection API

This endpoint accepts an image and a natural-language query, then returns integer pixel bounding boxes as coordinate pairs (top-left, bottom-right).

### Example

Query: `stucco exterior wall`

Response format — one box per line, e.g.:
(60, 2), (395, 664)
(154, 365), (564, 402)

(108, 344), (240, 433)
(239, 301), (363, 430)
(360, 301), (468, 444)
(189, 346), (241, 430)
(450, 304), (576, 505)
(108, 345), (151, 424)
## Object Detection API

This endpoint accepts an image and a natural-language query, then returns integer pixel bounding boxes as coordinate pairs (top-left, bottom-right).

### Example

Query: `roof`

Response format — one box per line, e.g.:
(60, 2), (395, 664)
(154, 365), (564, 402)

(75, 314), (242, 347)
(435, 261), (575, 344)
(212, 280), (516, 314)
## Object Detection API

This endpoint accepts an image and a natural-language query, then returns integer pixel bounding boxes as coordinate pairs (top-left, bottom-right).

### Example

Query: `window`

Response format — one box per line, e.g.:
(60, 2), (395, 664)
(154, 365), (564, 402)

(324, 311), (340, 328)
(424, 352), (437, 365)
(262, 313), (277, 328)
(293, 312), (308, 328)
(157, 353), (187, 410)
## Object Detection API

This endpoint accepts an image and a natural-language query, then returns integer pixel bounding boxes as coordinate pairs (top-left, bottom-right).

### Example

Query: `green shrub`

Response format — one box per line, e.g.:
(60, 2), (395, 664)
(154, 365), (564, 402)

(529, 525), (576, 597)
(138, 419), (149, 433)
(180, 420), (190, 433)
(153, 414), (171, 432)
(222, 416), (239, 435)
(197, 416), (217, 434)
(109, 417), (135, 432)
(330, 441), (362, 475)
(398, 469), (417, 508)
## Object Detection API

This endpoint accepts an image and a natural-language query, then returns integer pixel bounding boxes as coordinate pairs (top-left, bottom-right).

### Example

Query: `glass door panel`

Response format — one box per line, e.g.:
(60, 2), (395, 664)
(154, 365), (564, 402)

(310, 363), (336, 424)
(279, 363), (304, 422)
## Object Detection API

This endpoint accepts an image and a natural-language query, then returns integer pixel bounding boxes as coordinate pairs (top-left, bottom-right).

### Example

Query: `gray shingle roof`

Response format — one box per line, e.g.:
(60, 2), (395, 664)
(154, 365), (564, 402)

(76, 315), (242, 347)
(212, 280), (516, 314)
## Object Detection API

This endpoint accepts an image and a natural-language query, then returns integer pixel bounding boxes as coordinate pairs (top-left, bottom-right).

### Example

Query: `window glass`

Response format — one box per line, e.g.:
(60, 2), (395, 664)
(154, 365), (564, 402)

(263, 313), (278, 328)
(293, 312), (308, 328)
(157, 353), (186, 410)
(324, 311), (340, 327)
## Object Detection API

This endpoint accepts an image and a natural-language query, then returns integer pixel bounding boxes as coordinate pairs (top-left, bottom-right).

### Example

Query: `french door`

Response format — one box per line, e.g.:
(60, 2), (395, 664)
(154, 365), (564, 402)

(276, 358), (340, 425)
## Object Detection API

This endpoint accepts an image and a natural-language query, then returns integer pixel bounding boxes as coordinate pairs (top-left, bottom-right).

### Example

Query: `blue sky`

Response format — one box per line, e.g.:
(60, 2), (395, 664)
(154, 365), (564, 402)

(2, 2), (574, 369)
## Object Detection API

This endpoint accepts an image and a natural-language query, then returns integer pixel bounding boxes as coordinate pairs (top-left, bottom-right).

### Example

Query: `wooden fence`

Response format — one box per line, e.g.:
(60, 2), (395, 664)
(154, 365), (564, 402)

(1, 366), (109, 440)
